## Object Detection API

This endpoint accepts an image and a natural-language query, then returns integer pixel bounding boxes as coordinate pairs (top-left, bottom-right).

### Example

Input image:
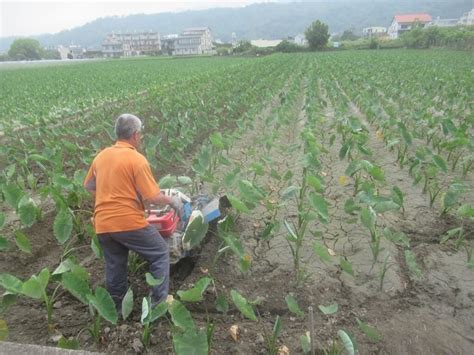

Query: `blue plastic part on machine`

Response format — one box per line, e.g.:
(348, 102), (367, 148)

(181, 202), (192, 228)
(202, 198), (221, 223)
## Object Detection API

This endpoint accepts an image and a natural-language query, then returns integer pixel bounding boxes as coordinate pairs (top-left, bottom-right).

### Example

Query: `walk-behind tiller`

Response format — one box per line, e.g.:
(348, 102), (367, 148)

(146, 189), (222, 264)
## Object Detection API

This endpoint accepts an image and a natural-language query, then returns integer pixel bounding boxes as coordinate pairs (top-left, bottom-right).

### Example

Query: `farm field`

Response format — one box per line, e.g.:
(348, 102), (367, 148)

(0, 50), (473, 354)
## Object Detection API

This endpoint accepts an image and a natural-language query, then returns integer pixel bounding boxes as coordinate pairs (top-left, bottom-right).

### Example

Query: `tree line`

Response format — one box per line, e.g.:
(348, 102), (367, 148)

(1, 38), (60, 61)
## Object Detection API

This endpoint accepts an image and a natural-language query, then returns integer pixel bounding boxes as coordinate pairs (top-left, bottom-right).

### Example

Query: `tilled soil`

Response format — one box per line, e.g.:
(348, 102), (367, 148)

(1, 73), (473, 354)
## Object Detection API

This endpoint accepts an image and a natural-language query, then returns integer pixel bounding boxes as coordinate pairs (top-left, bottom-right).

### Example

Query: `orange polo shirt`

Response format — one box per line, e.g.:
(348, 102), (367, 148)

(84, 141), (160, 234)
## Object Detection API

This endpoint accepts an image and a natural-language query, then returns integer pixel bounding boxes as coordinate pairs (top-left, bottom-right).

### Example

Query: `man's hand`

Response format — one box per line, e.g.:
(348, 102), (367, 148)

(169, 196), (184, 219)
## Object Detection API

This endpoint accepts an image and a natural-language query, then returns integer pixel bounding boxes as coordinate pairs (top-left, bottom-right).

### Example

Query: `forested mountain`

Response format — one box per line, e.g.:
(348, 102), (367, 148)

(0, 0), (471, 52)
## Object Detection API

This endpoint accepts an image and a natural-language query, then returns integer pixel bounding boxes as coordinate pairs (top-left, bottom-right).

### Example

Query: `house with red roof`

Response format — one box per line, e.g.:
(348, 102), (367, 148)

(388, 13), (433, 39)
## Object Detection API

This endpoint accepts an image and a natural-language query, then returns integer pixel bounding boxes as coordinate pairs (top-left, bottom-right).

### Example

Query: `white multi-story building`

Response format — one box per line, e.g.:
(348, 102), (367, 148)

(58, 45), (85, 60)
(458, 9), (474, 25)
(294, 34), (308, 46)
(427, 17), (459, 28)
(102, 32), (161, 58)
(388, 13), (432, 39)
(173, 27), (214, 56)
(362, 27), (387, 38)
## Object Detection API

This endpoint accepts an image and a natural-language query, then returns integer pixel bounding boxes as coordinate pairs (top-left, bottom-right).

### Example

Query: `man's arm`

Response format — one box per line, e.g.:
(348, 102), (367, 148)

(144, 192), (173, 207)
(144, 192), (183, 218)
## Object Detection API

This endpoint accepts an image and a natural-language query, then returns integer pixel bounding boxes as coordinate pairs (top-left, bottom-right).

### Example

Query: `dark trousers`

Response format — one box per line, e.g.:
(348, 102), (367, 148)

(98, 225), (169, 306)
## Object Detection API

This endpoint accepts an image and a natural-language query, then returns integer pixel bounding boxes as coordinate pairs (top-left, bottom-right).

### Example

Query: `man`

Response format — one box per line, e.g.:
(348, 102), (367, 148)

(84, 113), (182, 309)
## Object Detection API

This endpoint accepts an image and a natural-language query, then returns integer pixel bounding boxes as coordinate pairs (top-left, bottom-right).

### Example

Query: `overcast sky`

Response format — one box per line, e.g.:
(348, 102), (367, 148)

(0, 0), (269, 38)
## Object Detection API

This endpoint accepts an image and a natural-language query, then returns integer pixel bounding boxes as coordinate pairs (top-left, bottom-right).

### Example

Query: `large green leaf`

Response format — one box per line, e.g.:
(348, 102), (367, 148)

(87, 287), (118, 324)
(145, 273), (164, 287)
(458, 204), (474, 219)
(177, 277), (212, 302)
(57, 337), (79, 350)
(230, 289), (256, 321)
(150, 301), (168, 322)
(173, 329), (208, 355)
(2, 184), (24, 210)
(21, 278), (44, 299)
(300, 333), (311, 354)
(272, 315), (282, 340)
(308, 193), (329, 223)
(399, 124), (412, 145)
(89, 228), (103, 259)
(339, 141), (351, 160)
(306, 174), (324, 193)
(360, 207), (376, 231)
(159, 174), (176, 189)
(313, 242), (331, 263)
(374, 201), (400, 214)
(404, 250), (422, 279)
(122, 288), (134, 321)
(340, 258), (354, 276)
(281, 185), (299, 201)
(209, 132), (225, 149)
(221, 233), (245, 259)
(391, 186), (404, 207)
(14, 231), (31, 253)
(0, 294), (17, 314)
(177, 176), (193, 185)
(356, 318), (381, 342)
(141, 297), (151, 324)
(53, 208), (73, 245)
(215, 294), (228, 314)
(0, 236), (9, 251)
(53, 258), (88, 280)
(238, 180), (265, 203)
(338, 330), (355, 355)
(432, 155), (447, 173)
(344, 198), (360, 214)
(368, 166), (385, 182)
(226, 194), (250, 214)
(318, 303), (338, 315)
(284, 220), (298, 242)
(0, 212), (5, 229)
(0, 273), (23, 293)
(61, 271), (91, 305)
(169, 300), (195, 331)
(182, 211), (208, 250)
(285, 293), (304, 318)
(18, 196), (38, 227)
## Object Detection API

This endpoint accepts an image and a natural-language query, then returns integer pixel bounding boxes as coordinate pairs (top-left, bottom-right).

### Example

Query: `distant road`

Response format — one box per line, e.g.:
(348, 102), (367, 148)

(0, 57), (104, 69)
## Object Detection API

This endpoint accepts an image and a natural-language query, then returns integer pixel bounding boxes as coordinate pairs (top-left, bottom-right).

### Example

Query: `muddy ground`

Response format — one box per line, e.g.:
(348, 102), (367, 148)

(1, 73), (473, 355)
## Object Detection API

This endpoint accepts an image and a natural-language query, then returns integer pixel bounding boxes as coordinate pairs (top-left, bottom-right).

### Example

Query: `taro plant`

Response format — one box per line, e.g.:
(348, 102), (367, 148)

(215, 216), (252, 274)
(440, 182), (469, 215)
(176, 276), (215, 350)
(408, 147), (449, 206)
(231, 289), (283, 355)
(60, 268), (118, 344)
(0, 258), (89, 331)
(168, 298), (209, 355)
(441, 204), (474, 253)
(140, 296), (168, 348)
(282, 129), (329, 282)
(86, 287), (119, 343)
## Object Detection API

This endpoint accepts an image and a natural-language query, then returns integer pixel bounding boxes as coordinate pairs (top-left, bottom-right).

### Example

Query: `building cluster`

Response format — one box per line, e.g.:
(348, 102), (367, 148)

(52, 8), (473, 60)
(363, 8), (473, 39)
(102, 27), (214, 58)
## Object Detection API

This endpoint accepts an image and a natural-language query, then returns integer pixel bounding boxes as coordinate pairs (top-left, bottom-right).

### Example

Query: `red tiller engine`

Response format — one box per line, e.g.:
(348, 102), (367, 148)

(145, 189), (223, 264)
(146, 209), (180, 238)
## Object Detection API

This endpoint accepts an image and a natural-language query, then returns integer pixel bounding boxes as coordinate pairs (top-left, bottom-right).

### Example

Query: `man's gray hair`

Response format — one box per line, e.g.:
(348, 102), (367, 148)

(115, 114), (143, 140)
